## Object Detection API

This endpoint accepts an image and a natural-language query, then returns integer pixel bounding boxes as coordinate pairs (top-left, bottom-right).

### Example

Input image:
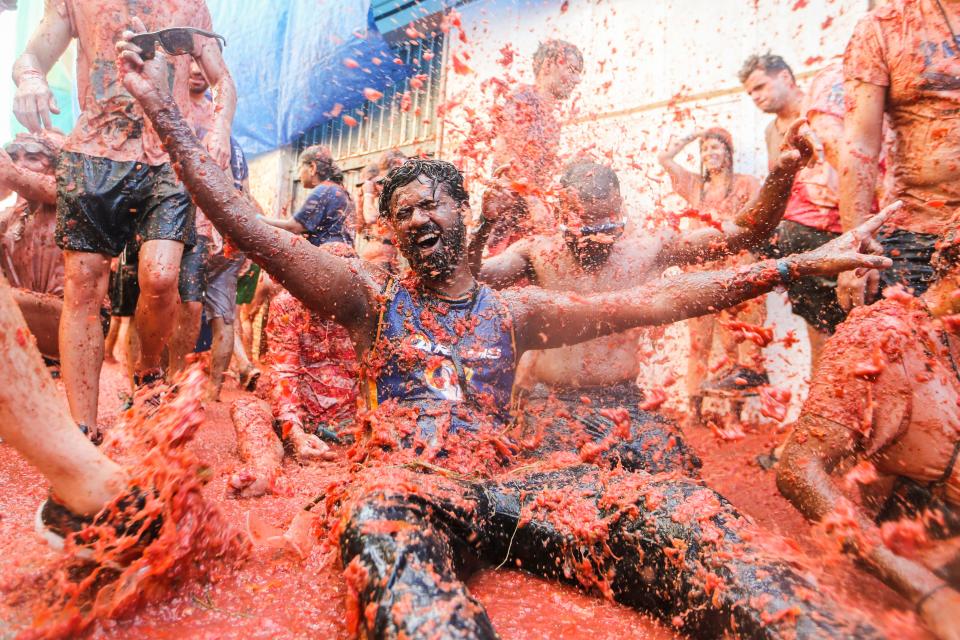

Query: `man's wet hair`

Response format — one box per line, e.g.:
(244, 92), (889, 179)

(560, 159), (620, 202)
(378, 158), (470, 219)
(300, 144), (338, 182)
(533, 39), (584, 76)
(738, 53), (795, 84)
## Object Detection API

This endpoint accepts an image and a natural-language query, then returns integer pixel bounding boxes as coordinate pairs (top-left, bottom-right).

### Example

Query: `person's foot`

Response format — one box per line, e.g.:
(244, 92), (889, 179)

(78, 423), (104, 446)
(700, 366), (769, 397)
(35, 488), (160, 559)
(238, 367), (260, 392)
(288, 428), (336, 462)
(756, 447), (780, 471)
(133, 368), (168, 407)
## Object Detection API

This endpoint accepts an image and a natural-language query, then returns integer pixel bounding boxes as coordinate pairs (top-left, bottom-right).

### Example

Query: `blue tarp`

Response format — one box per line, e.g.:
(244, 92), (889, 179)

(207, 0), (417, 156)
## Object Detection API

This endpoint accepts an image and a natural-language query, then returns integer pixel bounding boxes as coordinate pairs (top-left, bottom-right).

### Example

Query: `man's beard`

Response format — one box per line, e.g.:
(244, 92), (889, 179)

(404, 218), (467, 282)
(565, 235), (615, 270)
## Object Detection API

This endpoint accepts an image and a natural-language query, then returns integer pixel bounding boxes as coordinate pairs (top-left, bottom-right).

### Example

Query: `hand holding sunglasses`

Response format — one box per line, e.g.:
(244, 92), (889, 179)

(129, 27), (226, 61)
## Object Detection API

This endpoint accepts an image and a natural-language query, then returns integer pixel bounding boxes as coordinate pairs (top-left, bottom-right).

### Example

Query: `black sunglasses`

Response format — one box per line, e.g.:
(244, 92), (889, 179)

(130, 27), (226, 61)
(561, 221), (625, 237)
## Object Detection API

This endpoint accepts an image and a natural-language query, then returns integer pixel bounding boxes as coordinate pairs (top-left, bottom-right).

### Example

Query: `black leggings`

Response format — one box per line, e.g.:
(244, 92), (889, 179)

(339, 464), (882, 640)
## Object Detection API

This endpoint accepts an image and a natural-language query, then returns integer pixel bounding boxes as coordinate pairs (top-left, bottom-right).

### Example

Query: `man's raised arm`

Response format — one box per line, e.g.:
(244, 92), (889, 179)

(12, 3), (72, 132)
(656, 120), (815, 268)
(508, 205), (895, 354)
(118, 37), (376, 337)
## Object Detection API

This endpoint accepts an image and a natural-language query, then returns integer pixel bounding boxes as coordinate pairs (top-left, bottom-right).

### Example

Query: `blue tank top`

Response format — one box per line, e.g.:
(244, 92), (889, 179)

(364, 278), (517, 432)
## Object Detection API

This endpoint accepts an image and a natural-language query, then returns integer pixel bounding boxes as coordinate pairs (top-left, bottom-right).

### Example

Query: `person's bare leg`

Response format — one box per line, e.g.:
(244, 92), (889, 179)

(232, 328), (252, 374)
(686, 315), (715, 397)
(103, 315), (121, 363)
(134, 239), (184, 375)
(0, 277), (124, 516)
(14, 288), (63, 360)
(806, 323), (829, 371)
(207, 317), (234, 401)
(60, 250), (111, 431)
(168, 301), (202, 376)
(124, 319), (139, 393)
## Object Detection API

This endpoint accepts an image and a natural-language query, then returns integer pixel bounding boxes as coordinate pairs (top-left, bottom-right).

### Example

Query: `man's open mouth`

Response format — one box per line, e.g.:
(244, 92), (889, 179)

(415, 231), (441, 253)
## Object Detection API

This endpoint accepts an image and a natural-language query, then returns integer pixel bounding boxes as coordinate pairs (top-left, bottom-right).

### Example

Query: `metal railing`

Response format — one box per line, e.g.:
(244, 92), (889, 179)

(295, 32), (445, 165)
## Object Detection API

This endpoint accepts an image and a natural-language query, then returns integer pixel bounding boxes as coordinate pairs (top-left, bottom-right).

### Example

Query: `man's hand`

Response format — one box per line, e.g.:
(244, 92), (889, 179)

(776, 118), (820, 172)
(13, 70), (60, 132)
(481, 177), (524, 225)
(919, 586), (960, 640)
(786, 201), (899, 278)
(116, 18), (171, 102)
(205, 123), (231, 169)
(837, 267), (881, 310)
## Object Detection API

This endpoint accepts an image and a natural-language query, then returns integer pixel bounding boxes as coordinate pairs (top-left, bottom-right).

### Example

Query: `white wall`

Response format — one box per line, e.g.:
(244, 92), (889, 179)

(438, 0), (869, 418)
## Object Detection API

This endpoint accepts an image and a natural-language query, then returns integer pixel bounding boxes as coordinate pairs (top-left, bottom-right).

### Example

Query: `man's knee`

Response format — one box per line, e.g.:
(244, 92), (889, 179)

(63, 252), (110, 305)
(138, 240), (184, 298)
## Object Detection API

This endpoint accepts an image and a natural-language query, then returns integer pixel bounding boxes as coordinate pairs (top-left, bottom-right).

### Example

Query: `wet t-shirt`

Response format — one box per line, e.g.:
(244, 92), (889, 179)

(59, 0), (212, 165)
(294, 184), (355, 247)
(364, 279), (517, 433)
(0, 198), (64, 296)
(802, 297), (960, 505)
(784, 63), (844, 233)
(845, 0), (960, 235)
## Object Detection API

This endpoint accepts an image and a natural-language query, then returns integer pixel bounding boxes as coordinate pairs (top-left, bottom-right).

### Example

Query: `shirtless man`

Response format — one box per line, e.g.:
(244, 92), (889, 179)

(777, 218), (960, 640)
(473, 126), (812, 430)
(839, 0), (960, 312)
(485, 39), (583, 254)
(12, 2), (235, 440)
(0, 132), (66, 360)
(119, 34), (896, 638)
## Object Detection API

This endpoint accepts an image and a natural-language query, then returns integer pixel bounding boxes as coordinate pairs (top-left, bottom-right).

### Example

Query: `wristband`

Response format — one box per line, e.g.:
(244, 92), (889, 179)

(915, 583), (947, 614)
(16, 69), (45, 85)
(776, 259), (793, 285)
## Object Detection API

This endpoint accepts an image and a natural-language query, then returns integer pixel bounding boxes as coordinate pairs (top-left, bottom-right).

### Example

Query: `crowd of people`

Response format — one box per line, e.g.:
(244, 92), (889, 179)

(0, 0), (958, 638)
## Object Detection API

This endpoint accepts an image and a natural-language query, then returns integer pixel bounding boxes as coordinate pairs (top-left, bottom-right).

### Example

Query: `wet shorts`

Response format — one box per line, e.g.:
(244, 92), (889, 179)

(763, 220), (846, 334)
(56, 151), (195, 257)
(203, 253), (245, 323)
(878, 228), (938, 297)
(178, 235), (210, 303)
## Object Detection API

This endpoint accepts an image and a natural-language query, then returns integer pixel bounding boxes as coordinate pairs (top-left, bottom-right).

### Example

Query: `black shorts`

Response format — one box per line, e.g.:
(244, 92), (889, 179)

(763, 220), (846, 334)
(109, 242), (140, 317)
(56, 151), (195, 257)
(178, 235), (210, 303)
(878, 228), (938, 297)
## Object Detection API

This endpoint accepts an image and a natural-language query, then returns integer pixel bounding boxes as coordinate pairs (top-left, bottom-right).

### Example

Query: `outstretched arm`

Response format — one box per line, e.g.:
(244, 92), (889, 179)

(506, 205), (895, 354)
(778, 412), (960, 634)
(477, 238), (536, 288)
(118, 39), (377, 342)
(657, 120), (815, 267)
(0, 149), (57, 205)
